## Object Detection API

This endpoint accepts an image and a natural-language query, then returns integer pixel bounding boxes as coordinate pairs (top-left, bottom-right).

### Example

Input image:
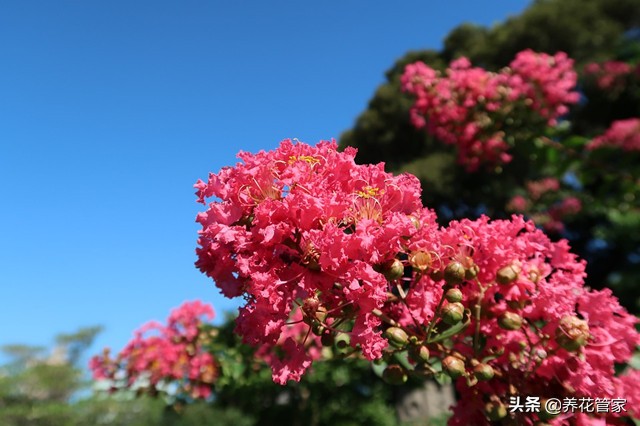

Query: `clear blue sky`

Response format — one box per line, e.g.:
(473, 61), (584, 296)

(0, 1), (530, 365)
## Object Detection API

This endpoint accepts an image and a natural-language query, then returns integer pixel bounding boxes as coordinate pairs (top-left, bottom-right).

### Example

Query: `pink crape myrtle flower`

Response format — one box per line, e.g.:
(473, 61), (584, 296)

(90, 301), (218, 400)
(195, 140), (640, 424)
(587, 118), (640, 151)
(401, 50), (578, 171)
(506, 179), (582, 235)
(255, 309), (323, 385)
(195, 139), (423, 381)
(437, 217), (639, 425)
(584, 60), (636, 90)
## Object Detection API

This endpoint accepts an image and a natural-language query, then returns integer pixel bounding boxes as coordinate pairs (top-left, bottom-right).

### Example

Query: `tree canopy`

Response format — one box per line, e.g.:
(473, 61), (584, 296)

(340, 0), (640, 312)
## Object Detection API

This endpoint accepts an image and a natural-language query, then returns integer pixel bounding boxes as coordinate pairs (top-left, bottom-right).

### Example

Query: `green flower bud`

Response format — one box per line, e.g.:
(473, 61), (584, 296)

(409, 345), (430, 363)
(382, 258), (405, 281)
(384, 327), (409, 348)
(473, 363), (495, 381)
(444, 288), (463, 303)
(496, 264), (520, 285)
(442, 355), (465, 379)
(441, 302), (465, 325)
(465, 264), (480, 279)
(444, 261), (466, 284)
(382, 364), (408, 385)
(498, 312), (523, 330)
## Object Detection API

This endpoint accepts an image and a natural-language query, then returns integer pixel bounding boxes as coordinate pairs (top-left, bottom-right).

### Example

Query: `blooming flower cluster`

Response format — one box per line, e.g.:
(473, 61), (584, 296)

(195, 139), (423, 381)
(195, 140), (639, 425)
(90, 301), (218, 400)
(583, 60), (639, 91)
(439, 218), (638, 425)
(587, 118), (640, 152)
(401, 50), (579, 171)
(507, 178), (582, 234)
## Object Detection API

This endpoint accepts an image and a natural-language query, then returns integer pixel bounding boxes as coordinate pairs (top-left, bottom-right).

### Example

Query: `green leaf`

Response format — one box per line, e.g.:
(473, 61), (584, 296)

(563, 135), (589, 149)
(434, 372), (452, 386)
(428, 309), (471, 344)
(392, 351), (413, 371)
(371, 359), (387, 379)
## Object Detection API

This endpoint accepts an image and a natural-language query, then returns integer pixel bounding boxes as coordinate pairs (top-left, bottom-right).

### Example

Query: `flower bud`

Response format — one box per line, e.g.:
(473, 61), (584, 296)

(465, 264), (480, 280)
(409, 345), (430, 363)
(302, 296), (320, 316)
(412, 363), (434, 379)
(555, 315), (589, 351)
(382, 364), (408, 385)
(496, 264), (520, 285)
(441, 302), (465, 325)
(444, 288), (463, 303)
(442, 356), (465, 378)
(485, 401), (507, 421)
(409, 251), (432, 272)
(444, 261), (466, 284)
(473, 363), (495, 381)
(498, 312), (523, 330)
(382, 258), (405, 281)
(384, 327), (409, 348)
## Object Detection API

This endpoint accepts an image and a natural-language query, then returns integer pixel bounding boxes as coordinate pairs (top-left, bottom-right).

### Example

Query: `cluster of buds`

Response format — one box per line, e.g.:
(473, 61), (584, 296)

(195, 141), (640, 424)
(401, 50), (579, 171)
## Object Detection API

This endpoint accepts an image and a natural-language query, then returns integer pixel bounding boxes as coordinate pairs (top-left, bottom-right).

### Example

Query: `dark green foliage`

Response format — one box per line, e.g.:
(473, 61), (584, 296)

(442, 0), (640, 68)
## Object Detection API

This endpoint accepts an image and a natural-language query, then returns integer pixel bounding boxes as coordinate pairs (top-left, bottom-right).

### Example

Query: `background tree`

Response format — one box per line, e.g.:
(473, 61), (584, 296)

(0, 327), (101, 426)
(339, 0), (640, 312)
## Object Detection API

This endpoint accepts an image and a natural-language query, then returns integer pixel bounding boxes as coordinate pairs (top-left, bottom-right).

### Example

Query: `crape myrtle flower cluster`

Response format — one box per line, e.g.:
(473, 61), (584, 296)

(506, 178), (582, 234)
(401, 50), (579, 171)
(583, 60), (640, 91)
(90, 301), (218, 400)
(586, 118), (640, 152)
(195, 140), (639, 425)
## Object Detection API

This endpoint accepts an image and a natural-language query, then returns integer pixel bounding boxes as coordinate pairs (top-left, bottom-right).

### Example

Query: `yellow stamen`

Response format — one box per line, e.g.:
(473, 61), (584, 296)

(356, 186), (381, 199)
(288, 155), (320, 165)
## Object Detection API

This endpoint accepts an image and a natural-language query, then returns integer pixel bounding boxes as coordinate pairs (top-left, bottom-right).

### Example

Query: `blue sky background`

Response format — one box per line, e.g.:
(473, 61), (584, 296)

(0, 1), (530, 365)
